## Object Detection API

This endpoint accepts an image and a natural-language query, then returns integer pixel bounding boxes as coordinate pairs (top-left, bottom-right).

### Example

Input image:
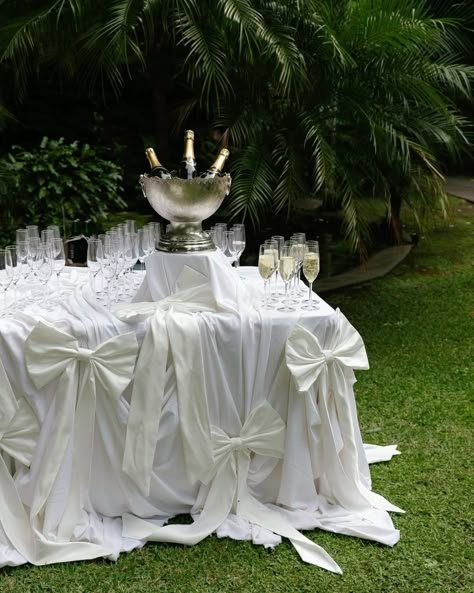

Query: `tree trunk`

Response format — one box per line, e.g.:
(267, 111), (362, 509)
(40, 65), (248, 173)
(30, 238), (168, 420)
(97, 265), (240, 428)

(388, 189), (402, 245)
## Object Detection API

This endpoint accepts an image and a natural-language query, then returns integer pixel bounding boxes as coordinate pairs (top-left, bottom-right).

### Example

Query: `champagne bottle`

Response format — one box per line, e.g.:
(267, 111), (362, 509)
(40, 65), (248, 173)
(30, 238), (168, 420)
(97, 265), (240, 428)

(200, 148), (229, 179)
(145, 147), (172, 179)
(178, 130), (197, 179)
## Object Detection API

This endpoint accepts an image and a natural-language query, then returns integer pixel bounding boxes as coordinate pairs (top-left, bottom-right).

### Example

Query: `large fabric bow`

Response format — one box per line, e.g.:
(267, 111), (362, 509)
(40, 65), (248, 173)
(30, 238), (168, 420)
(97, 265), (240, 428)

(123, 401), (341, 573)
(24, 321), (138, 540)
(0, 357), (39, 562)
(115, 266), (219, 495)
(285, 309), (402, 513)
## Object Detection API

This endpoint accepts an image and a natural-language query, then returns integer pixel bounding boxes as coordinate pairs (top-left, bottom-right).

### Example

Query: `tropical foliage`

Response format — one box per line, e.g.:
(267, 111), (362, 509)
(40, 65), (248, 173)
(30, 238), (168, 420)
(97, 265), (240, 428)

(0, 0), (472, 251)
(0, 137), (125, 242)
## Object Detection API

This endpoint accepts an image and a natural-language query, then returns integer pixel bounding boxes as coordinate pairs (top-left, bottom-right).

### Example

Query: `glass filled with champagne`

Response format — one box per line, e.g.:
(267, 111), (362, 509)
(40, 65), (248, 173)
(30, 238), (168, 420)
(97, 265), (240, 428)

(301, 240), (320, 310)
(258, 244), (276, 309)
(278, 245), (296, 312)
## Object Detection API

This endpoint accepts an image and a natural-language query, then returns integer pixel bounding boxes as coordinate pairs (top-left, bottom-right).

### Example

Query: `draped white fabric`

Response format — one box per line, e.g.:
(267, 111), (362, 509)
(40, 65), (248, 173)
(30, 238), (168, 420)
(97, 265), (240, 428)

(0, 258), (402, 571)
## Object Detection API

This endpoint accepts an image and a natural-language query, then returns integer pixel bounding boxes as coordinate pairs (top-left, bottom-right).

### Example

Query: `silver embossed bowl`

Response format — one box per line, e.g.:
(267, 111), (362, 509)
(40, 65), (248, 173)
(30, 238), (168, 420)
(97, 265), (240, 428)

(140, 173), (231, 252)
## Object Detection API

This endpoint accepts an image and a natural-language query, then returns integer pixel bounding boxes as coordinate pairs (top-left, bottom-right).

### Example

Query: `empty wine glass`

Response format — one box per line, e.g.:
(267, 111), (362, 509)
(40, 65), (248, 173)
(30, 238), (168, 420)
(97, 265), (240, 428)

(224, 230), (238, 264)
(278, 245), (296, 312)
(100, 241), (118, 307)
(16, 229), (28, 244)
(26, 225), (40, 240)
(27, 237), (42, 277)
(138, 227), (154, 271)
(126, 219), (137, 234)
(87, 238), (103, 294)
(51, 238), (66, 283)
(232, 224), (246, 268)
(5, 246), (20, 304)
(0, 250), (13, 314)
(35, 244), (53, 304)
(301, 241), (320, 310)
(47, 224), (61, 239)
(16, 241), (30, 285)
(258, 244), (275, 310)
(41, 229), (55, 245)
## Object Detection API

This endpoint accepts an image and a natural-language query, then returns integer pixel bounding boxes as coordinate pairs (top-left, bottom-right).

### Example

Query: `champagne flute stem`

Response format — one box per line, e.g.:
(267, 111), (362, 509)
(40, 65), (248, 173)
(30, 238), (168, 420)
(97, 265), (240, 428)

(264, 279), (268, 308)
(285, 282), (289, 309)
(309, 282), (313, 306)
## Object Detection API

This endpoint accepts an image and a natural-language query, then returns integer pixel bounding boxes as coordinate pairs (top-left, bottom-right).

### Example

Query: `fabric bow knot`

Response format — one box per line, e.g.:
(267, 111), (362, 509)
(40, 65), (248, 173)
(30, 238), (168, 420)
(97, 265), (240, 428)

(286, 308), (369, 394)
(123, 401), (341, 574)
(76, 347), (93, 362)
(24, 321), (138, 539)
(117, 266), (219, 496)
(285, 309), (402, 514)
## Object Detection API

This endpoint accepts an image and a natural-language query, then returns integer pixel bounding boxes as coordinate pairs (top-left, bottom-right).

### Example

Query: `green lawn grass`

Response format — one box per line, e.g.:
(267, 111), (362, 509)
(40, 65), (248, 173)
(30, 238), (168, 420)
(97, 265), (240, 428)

(1, 202), (473, 592)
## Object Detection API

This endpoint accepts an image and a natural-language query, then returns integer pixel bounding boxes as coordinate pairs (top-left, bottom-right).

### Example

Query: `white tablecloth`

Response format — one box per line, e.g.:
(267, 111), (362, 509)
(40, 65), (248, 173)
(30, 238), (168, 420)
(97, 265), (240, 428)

(0, 252), (401, 571)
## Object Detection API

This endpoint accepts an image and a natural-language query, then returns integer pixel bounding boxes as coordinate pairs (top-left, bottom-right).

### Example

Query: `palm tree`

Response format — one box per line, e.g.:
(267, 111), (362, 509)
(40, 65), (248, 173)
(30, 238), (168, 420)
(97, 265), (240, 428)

(0, 0), (472, 251)
(218, 0), (473, 249)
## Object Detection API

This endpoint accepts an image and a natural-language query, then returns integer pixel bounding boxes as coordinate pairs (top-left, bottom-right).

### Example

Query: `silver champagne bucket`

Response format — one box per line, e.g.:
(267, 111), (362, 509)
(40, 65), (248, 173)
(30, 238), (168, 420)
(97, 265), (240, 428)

(140, 174), (231, 252)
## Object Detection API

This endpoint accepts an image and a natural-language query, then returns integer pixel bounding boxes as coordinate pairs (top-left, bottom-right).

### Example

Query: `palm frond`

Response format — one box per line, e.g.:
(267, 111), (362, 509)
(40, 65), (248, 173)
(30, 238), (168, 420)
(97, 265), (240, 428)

(226, 144), (276, 227)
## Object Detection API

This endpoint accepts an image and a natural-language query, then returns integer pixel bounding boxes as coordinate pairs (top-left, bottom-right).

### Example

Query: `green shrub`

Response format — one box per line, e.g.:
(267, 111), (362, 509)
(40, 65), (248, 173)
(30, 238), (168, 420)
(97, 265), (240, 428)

(0, 137), (126, 244)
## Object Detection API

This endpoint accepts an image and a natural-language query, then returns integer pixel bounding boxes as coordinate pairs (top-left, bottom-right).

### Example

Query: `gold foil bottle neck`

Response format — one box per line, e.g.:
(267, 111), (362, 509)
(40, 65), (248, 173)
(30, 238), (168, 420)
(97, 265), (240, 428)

(183, 131), (196, 160)
(145, 147), (161, 169)
(211, 148), (230, 172)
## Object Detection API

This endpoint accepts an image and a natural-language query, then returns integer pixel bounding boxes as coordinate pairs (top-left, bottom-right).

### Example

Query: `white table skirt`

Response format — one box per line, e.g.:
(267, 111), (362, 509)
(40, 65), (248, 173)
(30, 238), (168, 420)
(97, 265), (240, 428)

(0, 256), (401, 570)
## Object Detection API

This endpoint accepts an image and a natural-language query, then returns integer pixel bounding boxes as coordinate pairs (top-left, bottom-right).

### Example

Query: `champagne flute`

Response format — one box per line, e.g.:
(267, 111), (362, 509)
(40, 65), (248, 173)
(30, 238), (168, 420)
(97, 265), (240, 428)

(26, 225), (40, 240)
(41, 229), (55, 246)
(35, 244), (53, 305)
(6, 246), (20, 306)
(87, 238), (103, 294)
(301, 241), (320, 310)
(16, 229), (29, 244)
(258, 244), (275, 310)
(47, 224), (61, 239)
(224, 230), (238, 264)
(51, 238), (66, 283)
(0, 250), (13, 315)
(291, 233), (306, 296)
(137, 228), (150, 271)
(28, 237), (42, 278)
(100, 241), (118, 307)
(278, 246), (296, 312)
(264, 239), (279, 301)
(232, 224), (246, 268)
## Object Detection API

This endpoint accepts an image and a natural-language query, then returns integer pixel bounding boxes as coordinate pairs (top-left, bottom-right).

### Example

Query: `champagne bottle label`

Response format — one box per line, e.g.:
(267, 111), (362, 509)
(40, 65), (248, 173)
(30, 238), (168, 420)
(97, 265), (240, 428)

(200, 148), (229, 179)
(145, 147), (172, 179)
(179, 130), (197, 179)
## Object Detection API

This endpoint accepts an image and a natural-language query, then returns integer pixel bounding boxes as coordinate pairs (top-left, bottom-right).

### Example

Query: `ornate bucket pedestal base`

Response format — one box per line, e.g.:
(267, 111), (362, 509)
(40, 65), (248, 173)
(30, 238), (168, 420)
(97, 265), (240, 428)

(158, 223), (216, 253)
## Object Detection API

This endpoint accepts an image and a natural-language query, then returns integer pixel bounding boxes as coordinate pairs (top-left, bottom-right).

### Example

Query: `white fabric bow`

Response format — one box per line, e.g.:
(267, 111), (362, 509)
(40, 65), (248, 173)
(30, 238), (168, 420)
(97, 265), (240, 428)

(285, 309), (402, 513)
(115, 266), (218, 495)
(0, 358), (39, 562)
(123, 401), (341, 573)
(24, 321), (138, 540)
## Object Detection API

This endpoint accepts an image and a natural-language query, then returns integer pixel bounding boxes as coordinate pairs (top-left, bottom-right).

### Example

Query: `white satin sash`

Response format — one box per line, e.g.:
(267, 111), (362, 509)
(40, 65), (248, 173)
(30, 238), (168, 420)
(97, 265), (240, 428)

(115, 266), (219, 495)
(24, 321), (138, 540)
(0, 358), (38, 562)
(123, 401), (342, 573)
(285, 309), (403, 513)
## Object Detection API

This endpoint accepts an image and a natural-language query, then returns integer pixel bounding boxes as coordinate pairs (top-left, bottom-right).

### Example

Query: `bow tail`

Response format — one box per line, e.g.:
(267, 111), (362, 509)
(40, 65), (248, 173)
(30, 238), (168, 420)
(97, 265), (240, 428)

(235, 452), (341, 573)
(316, 370), (371, 512)
(318, 370), (403, 514)
(0, 455), (35, 562)
(122, 459), (236, 545)
(167, 313), (213, 483)
(122, 314), (169, 496)
(57, 369), (97, 541)
(30, 367), (78, 523)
